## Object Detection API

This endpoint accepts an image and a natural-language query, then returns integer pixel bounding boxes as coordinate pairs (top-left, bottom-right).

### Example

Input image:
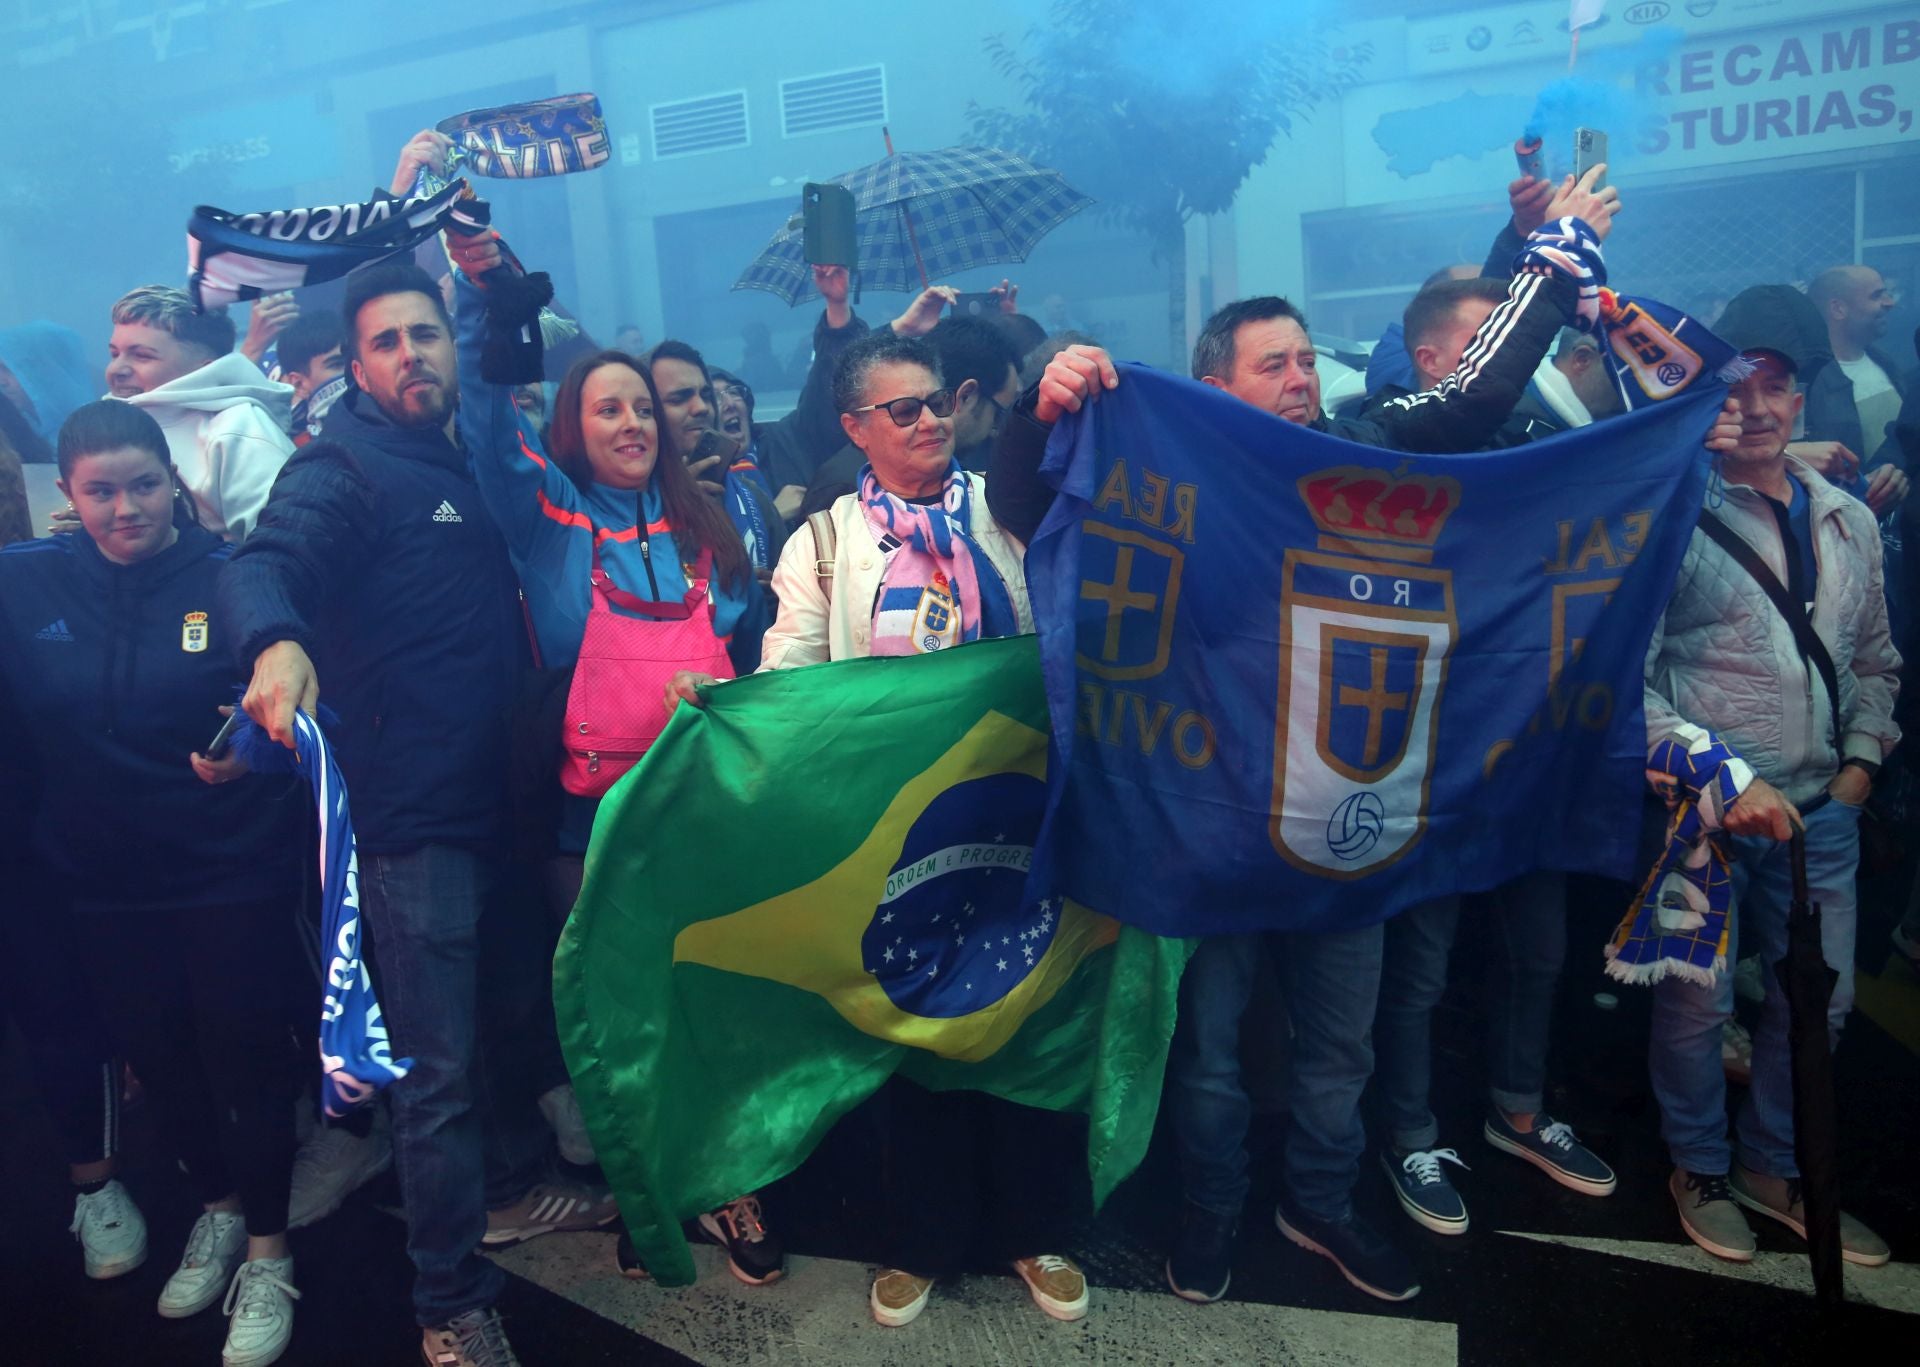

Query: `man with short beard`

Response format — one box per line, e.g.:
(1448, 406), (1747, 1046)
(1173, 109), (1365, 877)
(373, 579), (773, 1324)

(1643, 346), (1897, 1270)
(648, 341), (788, 665)
(219, 260), (613, 1367)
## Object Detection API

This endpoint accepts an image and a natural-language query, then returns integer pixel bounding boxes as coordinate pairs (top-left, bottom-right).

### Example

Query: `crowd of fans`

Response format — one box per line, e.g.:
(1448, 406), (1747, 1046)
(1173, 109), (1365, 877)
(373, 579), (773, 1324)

(0, 127), (1915, 1367)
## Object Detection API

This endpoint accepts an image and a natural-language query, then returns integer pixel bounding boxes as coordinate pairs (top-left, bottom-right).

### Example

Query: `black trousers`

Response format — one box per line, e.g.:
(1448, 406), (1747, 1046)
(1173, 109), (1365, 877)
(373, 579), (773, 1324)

(85, 895), (305, 1237)
(883, 1079), (1087, 1279)
(0, 907), (119, 1169)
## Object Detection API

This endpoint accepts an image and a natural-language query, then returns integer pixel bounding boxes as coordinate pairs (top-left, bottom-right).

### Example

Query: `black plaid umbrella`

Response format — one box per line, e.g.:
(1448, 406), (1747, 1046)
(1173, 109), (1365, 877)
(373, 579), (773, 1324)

(1781, 824), (1843, 1306)
(733, 142), (1091, 306)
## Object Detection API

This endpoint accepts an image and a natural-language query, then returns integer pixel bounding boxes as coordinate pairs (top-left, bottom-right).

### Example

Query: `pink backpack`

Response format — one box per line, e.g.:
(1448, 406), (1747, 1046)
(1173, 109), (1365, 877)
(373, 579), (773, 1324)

(560, 539), (733, 797)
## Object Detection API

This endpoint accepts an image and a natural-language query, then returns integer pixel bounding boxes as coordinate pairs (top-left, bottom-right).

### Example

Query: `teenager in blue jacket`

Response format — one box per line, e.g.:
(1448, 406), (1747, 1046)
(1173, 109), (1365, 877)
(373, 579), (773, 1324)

(0, 401), (306, 1367)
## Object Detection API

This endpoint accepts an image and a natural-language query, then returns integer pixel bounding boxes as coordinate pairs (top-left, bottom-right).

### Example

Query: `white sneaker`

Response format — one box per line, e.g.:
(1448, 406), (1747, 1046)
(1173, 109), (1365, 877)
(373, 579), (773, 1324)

(222, 1256), (299, 1367)
(538, 1085), (598, 1167)
(158, 1209), (247, 1318)
(287, 1112), (392, 1229)
(71, 1180), (148, 1279)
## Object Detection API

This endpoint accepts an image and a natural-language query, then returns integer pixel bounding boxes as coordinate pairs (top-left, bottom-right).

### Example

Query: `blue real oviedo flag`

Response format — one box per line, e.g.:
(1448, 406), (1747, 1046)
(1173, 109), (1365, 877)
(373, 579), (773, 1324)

(233, 709), (411, 1114)
(1023, 365), (1721, 936)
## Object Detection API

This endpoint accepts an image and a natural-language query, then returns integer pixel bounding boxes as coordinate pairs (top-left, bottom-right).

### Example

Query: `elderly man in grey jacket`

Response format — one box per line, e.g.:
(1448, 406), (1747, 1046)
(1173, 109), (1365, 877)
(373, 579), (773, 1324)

(1644, 347), (1897, 1270)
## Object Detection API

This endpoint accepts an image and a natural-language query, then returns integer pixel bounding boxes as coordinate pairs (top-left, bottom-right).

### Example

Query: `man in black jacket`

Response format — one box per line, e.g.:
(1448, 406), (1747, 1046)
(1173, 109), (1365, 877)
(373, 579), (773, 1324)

(987, 169), (1616, 1309)
(1811, 264), (1906, 465)
(738, 263), (875, 511)
(219, 261), (610, 1367)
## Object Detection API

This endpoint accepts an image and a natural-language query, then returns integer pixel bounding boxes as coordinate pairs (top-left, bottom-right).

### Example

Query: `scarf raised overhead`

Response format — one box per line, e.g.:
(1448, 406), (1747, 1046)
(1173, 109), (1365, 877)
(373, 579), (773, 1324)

(859, 462), (1018, 655)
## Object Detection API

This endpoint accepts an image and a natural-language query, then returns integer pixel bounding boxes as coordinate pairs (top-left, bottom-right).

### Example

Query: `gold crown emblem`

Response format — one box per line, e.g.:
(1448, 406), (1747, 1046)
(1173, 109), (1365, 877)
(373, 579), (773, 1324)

(1298, 465), (1461, 564)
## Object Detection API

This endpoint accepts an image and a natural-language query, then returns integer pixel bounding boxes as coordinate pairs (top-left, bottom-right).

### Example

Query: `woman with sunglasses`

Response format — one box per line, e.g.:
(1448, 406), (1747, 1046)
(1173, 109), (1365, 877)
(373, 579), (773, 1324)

(667, 330), (1082, 1330)
(744, 330), (1033, 669)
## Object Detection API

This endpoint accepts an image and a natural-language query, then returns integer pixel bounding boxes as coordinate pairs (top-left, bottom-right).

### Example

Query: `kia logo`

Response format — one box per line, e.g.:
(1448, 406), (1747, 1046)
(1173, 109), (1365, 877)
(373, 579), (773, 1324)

(1626, 1), (1672, 21)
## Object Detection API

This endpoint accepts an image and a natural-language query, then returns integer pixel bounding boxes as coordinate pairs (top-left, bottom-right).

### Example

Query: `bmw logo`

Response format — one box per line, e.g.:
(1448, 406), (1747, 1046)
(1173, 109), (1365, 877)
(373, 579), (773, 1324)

(1467, 25), (1492, 51)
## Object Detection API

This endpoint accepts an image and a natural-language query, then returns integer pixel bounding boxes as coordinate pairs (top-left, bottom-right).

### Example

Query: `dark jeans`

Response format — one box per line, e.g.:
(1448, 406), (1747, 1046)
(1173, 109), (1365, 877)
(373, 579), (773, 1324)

(544, 854), (584, 929)
(883, 1080), (1086, 1278)
(1374, 871), (1568, 1151)
(0, 908), (119, 1169)
(86, 896), (304, 1236)
(360, 845), (552, 1326)
(1166, 925), (1383, 1225)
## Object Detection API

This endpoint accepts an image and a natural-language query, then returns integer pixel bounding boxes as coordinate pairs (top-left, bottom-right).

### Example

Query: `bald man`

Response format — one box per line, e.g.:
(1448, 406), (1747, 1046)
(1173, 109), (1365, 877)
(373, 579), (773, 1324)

(1810, 265), (1903, 463)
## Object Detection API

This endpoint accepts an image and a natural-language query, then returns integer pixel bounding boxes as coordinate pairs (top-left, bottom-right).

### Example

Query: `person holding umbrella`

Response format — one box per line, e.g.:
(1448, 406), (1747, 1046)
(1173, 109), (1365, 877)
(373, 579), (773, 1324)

(1640, 343), (1896, 1268)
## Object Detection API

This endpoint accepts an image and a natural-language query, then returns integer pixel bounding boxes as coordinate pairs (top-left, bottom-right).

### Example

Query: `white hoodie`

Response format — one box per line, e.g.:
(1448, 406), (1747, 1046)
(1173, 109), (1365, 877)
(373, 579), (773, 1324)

(123, 352), (295, 541)
(1528, 356), (1595, 429)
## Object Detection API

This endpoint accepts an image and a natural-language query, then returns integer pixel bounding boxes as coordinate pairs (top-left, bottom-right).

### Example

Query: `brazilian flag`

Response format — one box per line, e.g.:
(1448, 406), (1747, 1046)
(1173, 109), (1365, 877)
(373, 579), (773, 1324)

(554, 635), (1191, 1285)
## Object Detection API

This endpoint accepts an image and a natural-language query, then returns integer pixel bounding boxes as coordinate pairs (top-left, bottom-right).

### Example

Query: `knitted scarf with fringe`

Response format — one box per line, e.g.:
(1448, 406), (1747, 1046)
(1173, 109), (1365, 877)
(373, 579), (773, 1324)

(1605, 723), (1754, 987)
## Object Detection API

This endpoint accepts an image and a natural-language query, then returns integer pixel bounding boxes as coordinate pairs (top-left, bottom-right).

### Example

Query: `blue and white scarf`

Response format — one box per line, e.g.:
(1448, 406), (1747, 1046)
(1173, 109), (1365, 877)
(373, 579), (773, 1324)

(723, 451), (776, 572)
(187, 179), (473, 312)
(234, 709), (412, 1115)
(1514, 217), (1747, 411)
(1605, 723), (1754, 987)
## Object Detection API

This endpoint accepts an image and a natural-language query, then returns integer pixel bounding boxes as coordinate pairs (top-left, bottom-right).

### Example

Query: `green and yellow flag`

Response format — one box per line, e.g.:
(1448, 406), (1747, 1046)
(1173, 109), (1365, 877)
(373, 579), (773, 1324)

(554, 635), (1191, 1285)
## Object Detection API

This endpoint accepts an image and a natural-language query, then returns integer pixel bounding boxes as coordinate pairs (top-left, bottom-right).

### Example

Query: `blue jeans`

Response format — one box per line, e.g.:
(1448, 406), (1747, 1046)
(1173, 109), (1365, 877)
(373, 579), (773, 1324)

(1649, 797), (1860, 1179)
(1166, 924), (1383, 1224)
(1374, 872), (1567, 1151)
(360, 845), (551, 1326)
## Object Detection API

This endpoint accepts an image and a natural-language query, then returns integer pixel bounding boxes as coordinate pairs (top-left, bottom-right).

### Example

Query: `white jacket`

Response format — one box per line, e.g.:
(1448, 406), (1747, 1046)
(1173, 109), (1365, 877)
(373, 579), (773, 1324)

(1644, 458), (1901, 805)
(124, 352), (295, 541)
(760, 472), (1034, 668)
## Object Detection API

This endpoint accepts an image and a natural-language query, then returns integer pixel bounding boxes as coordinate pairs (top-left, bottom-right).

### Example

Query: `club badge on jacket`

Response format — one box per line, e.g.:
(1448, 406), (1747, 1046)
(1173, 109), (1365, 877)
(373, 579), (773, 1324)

(182, 611), (208, 653)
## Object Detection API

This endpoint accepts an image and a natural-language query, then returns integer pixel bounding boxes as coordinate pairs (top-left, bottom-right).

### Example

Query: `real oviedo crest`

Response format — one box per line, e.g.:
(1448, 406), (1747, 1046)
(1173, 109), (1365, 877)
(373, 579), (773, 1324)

(1272, 466), (1459, 879)
(181, 610), (209, 654)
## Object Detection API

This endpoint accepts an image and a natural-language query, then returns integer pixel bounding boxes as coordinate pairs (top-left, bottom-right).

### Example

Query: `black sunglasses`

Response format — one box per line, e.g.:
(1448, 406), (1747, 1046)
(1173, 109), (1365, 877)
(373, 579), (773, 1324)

(845, 387), (957, 428)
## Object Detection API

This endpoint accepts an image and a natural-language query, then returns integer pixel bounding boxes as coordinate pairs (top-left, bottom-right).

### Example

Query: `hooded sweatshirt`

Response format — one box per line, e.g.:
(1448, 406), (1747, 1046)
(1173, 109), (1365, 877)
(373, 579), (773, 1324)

(124, 352), (296, 542)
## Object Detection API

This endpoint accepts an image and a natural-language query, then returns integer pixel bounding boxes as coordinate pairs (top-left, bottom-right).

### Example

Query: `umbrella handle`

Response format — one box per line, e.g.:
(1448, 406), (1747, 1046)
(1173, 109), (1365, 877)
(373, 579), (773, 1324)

(1789, 816), (1808, 903)
(878, 125), (929, 290)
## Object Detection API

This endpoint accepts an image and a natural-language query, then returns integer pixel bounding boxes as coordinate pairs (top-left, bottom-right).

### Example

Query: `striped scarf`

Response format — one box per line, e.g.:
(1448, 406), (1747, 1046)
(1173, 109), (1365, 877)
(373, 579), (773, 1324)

(234, 708), (412, 1115)
(1605, 723), (1754, 988)
(859, 462), (1018, 656)
(1514, 217), (1747, 410)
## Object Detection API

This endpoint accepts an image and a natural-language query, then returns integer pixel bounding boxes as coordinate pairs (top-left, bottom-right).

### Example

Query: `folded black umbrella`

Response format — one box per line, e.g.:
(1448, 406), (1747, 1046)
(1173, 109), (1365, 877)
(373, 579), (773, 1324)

(1781, 825), (1843, 1306)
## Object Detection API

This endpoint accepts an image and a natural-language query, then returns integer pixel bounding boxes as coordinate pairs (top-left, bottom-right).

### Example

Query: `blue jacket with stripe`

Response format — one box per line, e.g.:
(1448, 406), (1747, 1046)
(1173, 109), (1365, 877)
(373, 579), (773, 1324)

(0, 523), (302, 910)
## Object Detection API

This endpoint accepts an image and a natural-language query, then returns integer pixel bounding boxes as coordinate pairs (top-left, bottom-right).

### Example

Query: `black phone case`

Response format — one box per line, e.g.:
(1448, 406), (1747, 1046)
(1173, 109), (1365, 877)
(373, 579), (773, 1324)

(802, 183), (857, 267)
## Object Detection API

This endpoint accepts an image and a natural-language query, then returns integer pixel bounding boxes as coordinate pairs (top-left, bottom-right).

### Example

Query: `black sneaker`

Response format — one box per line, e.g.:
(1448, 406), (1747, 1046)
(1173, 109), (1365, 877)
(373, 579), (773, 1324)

(614, 1226), (649, 1280)
(1165, 1202), (1236, 1303)
(698, 1194), (784, 1285)
(1275, 1200), (1420, 1302)
(1483, 1111), (1616, 1197)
